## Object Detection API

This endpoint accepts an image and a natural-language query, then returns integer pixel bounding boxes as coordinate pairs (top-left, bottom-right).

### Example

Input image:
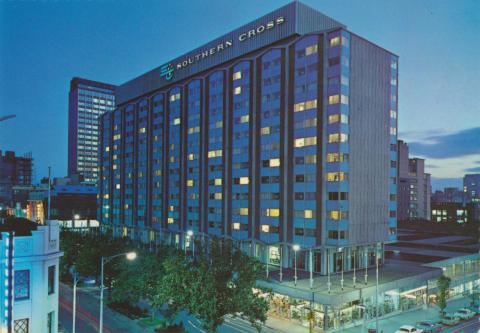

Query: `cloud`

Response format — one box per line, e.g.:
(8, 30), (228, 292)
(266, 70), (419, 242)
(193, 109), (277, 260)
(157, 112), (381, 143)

(465, 167), (480, 173)
(405, 127), (480, 159)
(424, 155), (479, 179)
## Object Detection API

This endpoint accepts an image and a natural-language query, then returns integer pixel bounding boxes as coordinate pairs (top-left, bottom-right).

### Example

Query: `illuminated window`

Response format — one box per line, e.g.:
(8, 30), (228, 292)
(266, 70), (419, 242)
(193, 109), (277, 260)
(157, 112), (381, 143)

(261, 127), (270, 135)
(341, 95), (349, 105)
(261, 225), (270, 233)
(233, 71), (242, 80)
(328, 133), (348, 143)
(327, 172), (347, 182)
(294, 99), (317, 112)
(232, 222), (240, 230)
(240, 115), (249, 123)
(239, 177), (249, 185)
(390, 127), (397, 135)
(305, 44), (318, 56)
(139, 127), (146, 133)
(390, 110), (397, 119)
(187, 179), (194, 187)
(304, 210), (313, 219)
(113, 134), (121, 140)
(330, 36), (341, 47)
(188, 154), (196, 161)
(105, 146), (110, 152)
(326, 153), (348, 162)
(173, 118), (181, 125)
(167, 217), (174, 224)
(265, 208), (280, 217)
(208, 150), (223, 158)
(295, 136), (317, 148)
(239, 208), (249, 216)
(270, 158), (280, 167)
(234, 86), (242, 95)
(115, 184), (121, 189)
(214, 178), (222, 186)
(328, 114), (348, 124)
(170, 92), (181, 102)
(328, 94), (340, 105)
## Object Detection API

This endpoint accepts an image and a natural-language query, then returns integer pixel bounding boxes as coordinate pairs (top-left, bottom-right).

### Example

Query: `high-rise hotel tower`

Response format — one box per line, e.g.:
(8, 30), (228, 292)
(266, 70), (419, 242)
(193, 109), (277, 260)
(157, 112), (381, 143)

(99, 2), (398, 274)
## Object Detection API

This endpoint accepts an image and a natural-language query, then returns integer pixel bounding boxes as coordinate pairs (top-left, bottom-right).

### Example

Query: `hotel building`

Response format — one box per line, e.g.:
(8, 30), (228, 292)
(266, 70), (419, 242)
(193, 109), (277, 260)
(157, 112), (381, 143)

(68, 77), (116, 184)
(99, 1), (398, 275)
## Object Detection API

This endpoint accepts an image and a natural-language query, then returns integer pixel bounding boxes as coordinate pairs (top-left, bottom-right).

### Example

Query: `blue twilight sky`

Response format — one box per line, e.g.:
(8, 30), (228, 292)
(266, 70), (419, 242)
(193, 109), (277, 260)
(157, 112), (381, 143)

(0, 0), (479, 190)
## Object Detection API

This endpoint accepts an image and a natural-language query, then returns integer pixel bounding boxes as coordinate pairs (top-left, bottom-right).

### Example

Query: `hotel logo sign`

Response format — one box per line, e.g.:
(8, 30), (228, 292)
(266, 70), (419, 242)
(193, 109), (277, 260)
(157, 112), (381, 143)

(160, 16), (285, 81)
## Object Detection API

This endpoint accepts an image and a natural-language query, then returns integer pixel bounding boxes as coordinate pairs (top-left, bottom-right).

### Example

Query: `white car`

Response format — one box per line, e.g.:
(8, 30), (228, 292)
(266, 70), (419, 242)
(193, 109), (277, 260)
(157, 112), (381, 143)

(454, 308), (475, 320)
(395, 325), (423, 333)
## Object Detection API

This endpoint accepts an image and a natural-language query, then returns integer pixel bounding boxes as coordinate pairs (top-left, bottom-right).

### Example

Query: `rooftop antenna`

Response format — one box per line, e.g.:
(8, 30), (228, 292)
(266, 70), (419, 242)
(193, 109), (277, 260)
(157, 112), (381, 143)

(47, 166), (51, 222)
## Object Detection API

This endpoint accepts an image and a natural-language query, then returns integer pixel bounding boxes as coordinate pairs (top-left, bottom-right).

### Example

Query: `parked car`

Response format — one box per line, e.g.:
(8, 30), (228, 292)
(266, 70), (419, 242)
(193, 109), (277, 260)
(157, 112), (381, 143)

(415, 320), (442, 333)
(467, 303), (480, 314)
(454, 308), (475, 320)
(440, 313), (460, 326)
(395, 325), (423, 333)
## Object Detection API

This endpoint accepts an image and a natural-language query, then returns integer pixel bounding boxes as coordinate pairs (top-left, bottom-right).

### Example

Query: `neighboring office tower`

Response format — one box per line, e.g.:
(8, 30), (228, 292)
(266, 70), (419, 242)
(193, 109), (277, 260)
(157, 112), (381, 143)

(397, 140), (431, 220)
(99, 1), (398, 274)
(464, 174), (480, 203)
(68, 77), (115, 184)
(0, 150), (33, 207)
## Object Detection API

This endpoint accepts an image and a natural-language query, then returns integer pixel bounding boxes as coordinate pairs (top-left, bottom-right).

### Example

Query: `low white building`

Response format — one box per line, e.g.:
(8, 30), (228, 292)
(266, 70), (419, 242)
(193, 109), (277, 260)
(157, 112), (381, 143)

(0, 219), (62, 333)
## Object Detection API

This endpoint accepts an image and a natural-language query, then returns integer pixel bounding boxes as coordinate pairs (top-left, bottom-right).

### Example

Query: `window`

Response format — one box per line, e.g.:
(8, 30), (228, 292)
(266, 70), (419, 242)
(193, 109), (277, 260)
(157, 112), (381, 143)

(264, 208), (280, 217)
(328, 114), (348, 124)
(328, 133), (348, 143)
(327, 172), (347, 182)
(47, 311), (54, 333)
(261, 224), (270, 233)
(294, 99), (317, 112)
(232, 222), (240, 230)
(390, 127), (397, 135)
(295, 136), (317, 148)
(187, 179), (194, 187)
(304, 210), (314, 219)
(305, 44), (318, 55)
(14, 318), (29, 333)
(326, 153), (348, 162)
(239, 208), (249, 216)
(233, 71), (242, 80)
(328, 94), (340, 105)
(208, 149), (223, 158)
(48, 265), (55, 294)
(234, 86), (242, 95)
(329, 36), (341, 47)
(14, 270), (30, 301)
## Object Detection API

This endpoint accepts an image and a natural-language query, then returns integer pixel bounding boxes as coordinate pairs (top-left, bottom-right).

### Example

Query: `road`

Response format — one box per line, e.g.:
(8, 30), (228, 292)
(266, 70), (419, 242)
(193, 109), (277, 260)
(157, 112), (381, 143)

(443, 317), (480, 333)
(58, 283), (150, 333)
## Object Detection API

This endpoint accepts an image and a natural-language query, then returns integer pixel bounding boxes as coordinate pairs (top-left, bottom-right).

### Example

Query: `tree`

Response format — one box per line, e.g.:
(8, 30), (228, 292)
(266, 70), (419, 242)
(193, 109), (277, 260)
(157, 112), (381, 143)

(437, 275), (451, 317)
(157, 239), (270, 332)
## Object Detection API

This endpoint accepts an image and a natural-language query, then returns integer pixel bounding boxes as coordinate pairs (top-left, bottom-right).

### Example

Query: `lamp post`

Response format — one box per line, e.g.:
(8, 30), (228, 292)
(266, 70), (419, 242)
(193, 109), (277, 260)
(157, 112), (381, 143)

(100, 251), (137, 333)
(69, 266), (82, 333)
(186, 230), (194, 257)
(293, 244), (300, 286)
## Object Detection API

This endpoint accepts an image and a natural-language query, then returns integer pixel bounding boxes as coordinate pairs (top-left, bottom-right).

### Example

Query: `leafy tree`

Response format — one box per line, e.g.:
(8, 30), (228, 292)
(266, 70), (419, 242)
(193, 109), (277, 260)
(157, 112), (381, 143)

(158, 239), (270, 332)
(437, 275), (451, 317)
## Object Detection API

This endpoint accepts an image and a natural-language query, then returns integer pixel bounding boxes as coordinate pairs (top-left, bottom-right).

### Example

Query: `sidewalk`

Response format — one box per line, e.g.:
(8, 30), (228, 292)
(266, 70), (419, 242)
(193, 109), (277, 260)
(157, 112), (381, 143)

(341, 296), (474, 333)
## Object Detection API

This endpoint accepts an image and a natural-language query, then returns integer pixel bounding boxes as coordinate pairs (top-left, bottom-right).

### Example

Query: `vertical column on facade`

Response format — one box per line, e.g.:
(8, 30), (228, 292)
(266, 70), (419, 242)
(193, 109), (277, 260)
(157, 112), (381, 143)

(200, 79), (209, 234)
(225, 69), (232, 238)
(132, 102), (139, 235)
(180, 85), (188, 234)
(119, 107), (126, 235)
(283, 44), (294, 269)
(316, 34), (325, 270)
(161, 96), (169, 232)
(251, 59), (260, 255)
(146, 97), (153, 231)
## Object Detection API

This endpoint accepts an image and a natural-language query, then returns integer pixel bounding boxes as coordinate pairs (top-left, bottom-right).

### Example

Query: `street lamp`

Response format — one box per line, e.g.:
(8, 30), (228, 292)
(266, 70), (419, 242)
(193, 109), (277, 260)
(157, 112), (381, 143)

(293, 244), (300, 286)
(100, 251), (137, 333)
(69, 266), (83, 333)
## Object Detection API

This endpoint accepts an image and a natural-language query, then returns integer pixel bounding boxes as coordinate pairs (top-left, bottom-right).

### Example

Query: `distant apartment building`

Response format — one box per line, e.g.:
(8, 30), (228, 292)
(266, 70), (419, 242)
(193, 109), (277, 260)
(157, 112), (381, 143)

(464, 174), (480, 203)
(68, 77), (115, 184)
(0, 151), (33, 207)
(0, 219), (62, 333)
(431, 187), (467, 204)
(99, 2), (398, 275)
(397, 140), (431, 221)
